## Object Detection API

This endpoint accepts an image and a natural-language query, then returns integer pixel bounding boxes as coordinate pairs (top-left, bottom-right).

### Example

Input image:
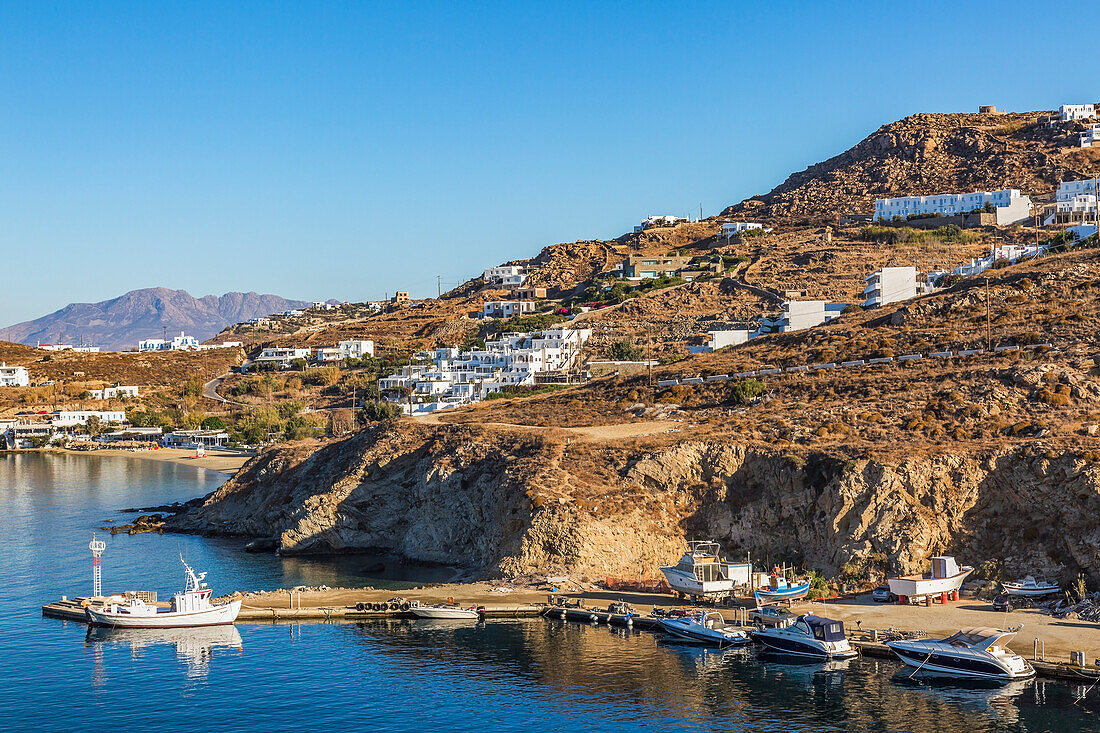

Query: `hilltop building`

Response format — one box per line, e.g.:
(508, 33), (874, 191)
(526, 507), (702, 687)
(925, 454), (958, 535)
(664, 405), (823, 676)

(1080, 124), (1100, 148)
(721, 222), (767, 241)
(254, 347), (312, 368)
(1050, 179), (1100, 224)
(392, 291), (410, 304)
(0, 363), (29, 387)
(874, 189), (1032, 226)
(138, 332), (199, 352)
(87, 385), (139, 400)
(634, 215), (687, 232)
(1061, 104), (1096, 121)
(779, 301), (846, 333)
(378, 326), (590, 413)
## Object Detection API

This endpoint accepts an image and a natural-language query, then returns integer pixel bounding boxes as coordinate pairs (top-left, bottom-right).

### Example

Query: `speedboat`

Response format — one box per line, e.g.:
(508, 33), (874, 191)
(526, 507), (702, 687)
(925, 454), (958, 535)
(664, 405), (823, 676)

(751, 614), (857, 659)
(660, 540), (751, 598)
(1001, 576), (1060, 597)
(887, 556), (973, 601)
(886, 627), (1035, 680)
(657, 610), (751, 647)
(409, 603), (483, 620)
(85, 557), (241, 629)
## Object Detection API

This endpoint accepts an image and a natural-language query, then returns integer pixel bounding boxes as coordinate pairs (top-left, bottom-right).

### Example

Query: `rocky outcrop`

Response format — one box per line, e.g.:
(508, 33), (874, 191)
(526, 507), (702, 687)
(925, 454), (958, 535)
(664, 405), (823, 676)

(170, 421), (1100, 583)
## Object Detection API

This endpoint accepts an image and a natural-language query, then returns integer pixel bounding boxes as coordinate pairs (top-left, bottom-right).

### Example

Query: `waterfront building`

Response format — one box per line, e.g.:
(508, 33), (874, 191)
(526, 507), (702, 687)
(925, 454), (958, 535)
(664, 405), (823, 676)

(51, 410), (126, 427)
(862, 267), (919, 309)
(163, 429), (230, 448)
(315, 339), (375, 362)
(0, 363), (29, 387)
(873, 189), (1032, 225)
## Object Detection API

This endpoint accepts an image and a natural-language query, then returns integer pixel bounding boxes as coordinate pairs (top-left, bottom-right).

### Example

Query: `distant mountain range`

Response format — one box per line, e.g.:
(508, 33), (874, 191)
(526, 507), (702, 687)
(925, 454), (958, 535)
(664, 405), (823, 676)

(0, 288), (313, 351)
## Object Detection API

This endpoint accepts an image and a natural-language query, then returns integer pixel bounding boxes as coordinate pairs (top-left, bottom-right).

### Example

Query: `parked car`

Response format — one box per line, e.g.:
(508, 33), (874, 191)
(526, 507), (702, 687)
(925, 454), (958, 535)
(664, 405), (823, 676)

(992, 594), (1033, 612)
(749, 605), (795, 627)
(872, 585), (896, 603)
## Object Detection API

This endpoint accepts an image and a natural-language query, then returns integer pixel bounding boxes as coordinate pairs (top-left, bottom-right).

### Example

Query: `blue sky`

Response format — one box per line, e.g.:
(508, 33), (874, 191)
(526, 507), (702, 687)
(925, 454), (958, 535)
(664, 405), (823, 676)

(1, 1), (1094, 324)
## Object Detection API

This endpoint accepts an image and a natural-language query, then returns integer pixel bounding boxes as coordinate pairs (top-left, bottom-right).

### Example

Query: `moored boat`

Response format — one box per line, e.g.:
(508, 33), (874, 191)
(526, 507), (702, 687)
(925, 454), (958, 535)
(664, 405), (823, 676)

(751, 615), (857, 659)
(84, 557), (241, 629)
(886, 627), (1035, 680)
(409, 603), (484, 620)
(657, 610), (751, 647)
(1001, 576), (1060, 597)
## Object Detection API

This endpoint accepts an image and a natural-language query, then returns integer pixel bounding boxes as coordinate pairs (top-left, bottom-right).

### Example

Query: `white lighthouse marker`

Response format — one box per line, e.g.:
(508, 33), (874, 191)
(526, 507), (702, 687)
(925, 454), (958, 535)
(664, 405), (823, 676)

(89, 533), (106, 598)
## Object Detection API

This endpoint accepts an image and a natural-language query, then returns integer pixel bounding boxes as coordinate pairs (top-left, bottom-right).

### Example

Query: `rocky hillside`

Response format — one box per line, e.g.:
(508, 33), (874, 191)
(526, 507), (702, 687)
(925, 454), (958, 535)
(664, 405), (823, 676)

(0, 288), (312, 351)
(727, 111), (1100, 222)
(169, 419), (1100, 585)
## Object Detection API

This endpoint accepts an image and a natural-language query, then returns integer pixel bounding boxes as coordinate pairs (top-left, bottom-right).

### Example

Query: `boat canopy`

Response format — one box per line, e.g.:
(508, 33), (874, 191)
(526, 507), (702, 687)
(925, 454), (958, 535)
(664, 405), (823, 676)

(802, 615), (846, 642)
(942, 627), (1008, 648)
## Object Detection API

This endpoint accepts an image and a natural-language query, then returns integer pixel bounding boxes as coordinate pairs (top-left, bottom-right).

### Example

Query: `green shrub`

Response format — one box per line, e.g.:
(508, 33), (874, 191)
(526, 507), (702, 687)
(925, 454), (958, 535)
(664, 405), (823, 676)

(729, 378), (766, 404)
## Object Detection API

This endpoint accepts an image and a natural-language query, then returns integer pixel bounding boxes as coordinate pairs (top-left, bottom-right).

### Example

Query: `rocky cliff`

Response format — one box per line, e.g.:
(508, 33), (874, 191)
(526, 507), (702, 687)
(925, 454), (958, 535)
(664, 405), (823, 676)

(170, 420), (1100, 583)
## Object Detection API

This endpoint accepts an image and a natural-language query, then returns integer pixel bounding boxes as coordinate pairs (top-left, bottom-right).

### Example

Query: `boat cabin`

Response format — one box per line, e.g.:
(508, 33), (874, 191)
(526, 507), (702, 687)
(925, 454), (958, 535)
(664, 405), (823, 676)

(797, 615), (847, 643)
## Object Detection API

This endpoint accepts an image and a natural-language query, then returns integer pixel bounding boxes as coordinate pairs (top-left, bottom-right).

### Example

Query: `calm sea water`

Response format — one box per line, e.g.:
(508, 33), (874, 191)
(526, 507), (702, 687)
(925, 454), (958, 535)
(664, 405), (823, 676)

(2, 452), (1098, 732)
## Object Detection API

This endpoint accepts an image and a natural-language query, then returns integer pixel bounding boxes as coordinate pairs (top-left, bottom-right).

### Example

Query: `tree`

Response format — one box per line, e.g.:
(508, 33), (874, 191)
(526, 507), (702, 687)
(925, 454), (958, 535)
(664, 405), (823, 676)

(358, 401), (401, 424)
(201, 416), (228, 431)
(608, 339), (644, 362)
(83, 415), (102, 437)
(183, 375), (203, 398)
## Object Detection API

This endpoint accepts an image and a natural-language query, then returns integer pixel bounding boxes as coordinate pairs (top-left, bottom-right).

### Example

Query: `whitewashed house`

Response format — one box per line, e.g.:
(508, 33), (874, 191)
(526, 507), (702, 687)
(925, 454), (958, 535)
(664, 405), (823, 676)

(138, 332), (199, 352)
(1050, 179), (1100, 224)
(1080, 124), (1100, 148)
(254, 347), (311, 368)
(779, 301), (846, 333)
(1061, 104), (1096, 121)
(51, 410), (126, 428)
(484, 265), (527, 283)
(874, 189), (1032, 225)
(690, 328), (752, 353)
(634, 215), (688, 232)
(862, 267), (919, 308)
(721, 222), (767, 241)
(0, 363), (29, 387)
(88, 385), (139, 400)
(316, 340), (374, 362)
(378, 327), (590, 412)
(483, 301), (536, 318)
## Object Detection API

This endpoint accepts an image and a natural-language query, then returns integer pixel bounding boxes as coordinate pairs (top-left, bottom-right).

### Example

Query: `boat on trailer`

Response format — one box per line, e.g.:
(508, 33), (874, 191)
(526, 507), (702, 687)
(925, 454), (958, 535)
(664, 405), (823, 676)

(1001, 576), (1060, 597)
(887, 556), (973, 602)
(85, 557), (241, 629)
(659, 540), (751, 598)
(887, 627), (1035, 680)
(753, 571), (811, 603)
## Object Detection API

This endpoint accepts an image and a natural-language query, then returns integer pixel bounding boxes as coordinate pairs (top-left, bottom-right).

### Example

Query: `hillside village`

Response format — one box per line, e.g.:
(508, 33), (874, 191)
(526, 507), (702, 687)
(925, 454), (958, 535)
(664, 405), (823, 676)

(2, 104), (1100, 485)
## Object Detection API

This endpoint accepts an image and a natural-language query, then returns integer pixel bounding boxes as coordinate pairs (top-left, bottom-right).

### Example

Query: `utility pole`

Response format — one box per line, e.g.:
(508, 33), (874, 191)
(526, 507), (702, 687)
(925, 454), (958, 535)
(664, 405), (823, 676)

(437, 275), (441, 298)
(984, 277), (992, 351)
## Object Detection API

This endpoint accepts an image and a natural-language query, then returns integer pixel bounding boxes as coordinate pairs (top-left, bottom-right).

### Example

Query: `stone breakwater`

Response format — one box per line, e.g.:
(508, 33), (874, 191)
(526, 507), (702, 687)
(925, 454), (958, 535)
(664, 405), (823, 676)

(168, 421), (1100, 582)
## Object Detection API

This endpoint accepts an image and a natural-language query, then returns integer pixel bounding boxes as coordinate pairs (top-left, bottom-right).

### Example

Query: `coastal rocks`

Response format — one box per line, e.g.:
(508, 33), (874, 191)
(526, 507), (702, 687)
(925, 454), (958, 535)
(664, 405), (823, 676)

(168, 421), (1100, 585)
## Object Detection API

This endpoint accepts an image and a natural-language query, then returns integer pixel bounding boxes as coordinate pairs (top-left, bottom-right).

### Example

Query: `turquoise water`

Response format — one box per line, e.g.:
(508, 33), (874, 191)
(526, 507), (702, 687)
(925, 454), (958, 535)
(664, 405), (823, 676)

(2, 452), (1099, 732)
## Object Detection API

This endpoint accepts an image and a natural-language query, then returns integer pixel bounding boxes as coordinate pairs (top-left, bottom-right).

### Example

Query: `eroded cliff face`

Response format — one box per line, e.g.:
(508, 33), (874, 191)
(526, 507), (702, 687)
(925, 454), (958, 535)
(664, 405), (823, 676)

(169, 421), (1100, 582)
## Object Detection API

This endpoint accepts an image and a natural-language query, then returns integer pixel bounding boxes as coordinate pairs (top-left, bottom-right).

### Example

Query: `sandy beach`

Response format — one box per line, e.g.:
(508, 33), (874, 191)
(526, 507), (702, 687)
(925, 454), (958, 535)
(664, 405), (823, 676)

(59, 446), (252, 475)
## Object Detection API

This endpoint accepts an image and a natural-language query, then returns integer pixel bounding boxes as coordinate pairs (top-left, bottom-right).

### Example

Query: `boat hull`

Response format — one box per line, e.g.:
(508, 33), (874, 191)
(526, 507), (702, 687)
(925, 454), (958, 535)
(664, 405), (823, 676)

(887, 643), (1035, 680)
(657, 618), (750, 647)
(753, 582), (810, 602)
(85, 599), (241, 629)
(409, 607), (480, 620)
(1002, 584), (1059, 597)
(888, 568), (973, 599)
(658, 567), (736, 597)
(751, 629), (857, 659)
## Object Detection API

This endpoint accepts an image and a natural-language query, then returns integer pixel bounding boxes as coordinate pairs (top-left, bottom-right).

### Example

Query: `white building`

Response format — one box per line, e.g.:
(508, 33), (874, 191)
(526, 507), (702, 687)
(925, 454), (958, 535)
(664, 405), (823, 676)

(138, 332), (199, 352)
(483, 301), (536, 319)
(163, 429), (230, 448)
(1050, 179), (1100, 223)
(484, 265), (527, 282)
(721, 222), (767, 241)
(88, 385), (139, 400)
(1061, 104), (1095, 121)
(690, 328), (752, 354)
(862, 267), (919, 309)
(37, 343), (101, 353)
(254, 347), (312, 368)
(873, 189), (1033, 226)
(51, 410), (126, 427)
(779, 301), (846, 333)
(1080, 124), (1100, 148)
(316, 340), (375, 362)
(0, 363), (29, 387)
(634, 215), (688, 232)
(379, 327), (590, 412)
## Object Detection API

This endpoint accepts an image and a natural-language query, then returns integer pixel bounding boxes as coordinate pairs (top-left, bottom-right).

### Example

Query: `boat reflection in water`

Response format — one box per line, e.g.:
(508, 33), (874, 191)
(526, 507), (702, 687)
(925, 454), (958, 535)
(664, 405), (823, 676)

(84, 624), (243, 678)
(890, 671), (1033, 724)
(755, 650), (853, 689)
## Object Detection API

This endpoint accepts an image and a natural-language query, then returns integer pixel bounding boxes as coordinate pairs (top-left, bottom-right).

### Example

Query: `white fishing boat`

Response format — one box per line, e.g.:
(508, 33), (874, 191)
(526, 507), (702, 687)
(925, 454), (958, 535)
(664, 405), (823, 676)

(659, 540), (752, 598)
(887, 556), (973, 601)
(84, 557), (241, 629)
(657, 610), (751, 647)
(1001, 576), (1060, 597)
(887, 627), (1035, 680)
(409, 603), (483, 620)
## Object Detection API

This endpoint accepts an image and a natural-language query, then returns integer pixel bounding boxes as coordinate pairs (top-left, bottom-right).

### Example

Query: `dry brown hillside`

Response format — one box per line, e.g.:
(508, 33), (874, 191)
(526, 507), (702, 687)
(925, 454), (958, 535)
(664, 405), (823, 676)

(726, 111), (1100, 222)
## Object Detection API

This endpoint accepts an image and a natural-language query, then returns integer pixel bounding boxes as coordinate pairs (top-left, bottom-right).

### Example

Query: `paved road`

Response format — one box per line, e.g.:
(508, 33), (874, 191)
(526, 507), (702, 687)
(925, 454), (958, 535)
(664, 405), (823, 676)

(202, 374), (230, 403)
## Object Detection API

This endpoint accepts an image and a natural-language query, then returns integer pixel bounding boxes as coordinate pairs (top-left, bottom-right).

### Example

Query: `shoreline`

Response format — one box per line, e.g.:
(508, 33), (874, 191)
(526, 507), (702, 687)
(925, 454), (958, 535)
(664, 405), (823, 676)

(49, 446), (252, 476)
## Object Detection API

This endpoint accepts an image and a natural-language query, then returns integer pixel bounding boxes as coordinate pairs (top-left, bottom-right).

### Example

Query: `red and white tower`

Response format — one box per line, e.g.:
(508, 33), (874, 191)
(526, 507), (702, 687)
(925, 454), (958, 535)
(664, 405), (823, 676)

(89, 533), (106, 597)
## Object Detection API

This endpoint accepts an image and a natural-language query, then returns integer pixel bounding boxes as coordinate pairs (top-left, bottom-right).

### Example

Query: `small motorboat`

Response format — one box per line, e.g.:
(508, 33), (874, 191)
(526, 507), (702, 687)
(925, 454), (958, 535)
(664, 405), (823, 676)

(886, 627), (1035, 680)
(1001, 576), (1060, 597)
(85, 557), (241, 629)
(753, 581), (811, 603)
(751, 614), (857, 659)
(409, 602), (484, 620)
(657, 610), (751, 647)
